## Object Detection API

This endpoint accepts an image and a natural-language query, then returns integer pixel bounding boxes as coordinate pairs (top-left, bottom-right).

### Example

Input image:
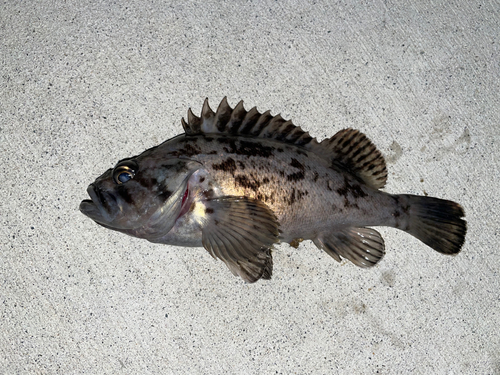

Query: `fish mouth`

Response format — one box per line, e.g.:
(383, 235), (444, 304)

(79, 184), (114, 224)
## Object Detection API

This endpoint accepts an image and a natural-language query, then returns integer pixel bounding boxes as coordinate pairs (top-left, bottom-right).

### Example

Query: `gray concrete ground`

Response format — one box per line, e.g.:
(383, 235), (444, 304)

(1, 0), (499, 373)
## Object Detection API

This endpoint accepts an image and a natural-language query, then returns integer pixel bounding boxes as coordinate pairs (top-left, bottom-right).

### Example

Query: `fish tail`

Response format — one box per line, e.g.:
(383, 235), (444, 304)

(398, 195), (466, 254)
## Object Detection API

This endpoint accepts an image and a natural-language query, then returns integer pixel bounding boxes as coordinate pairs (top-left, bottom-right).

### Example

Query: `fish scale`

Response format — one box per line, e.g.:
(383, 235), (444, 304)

(80, 97), (467, 283)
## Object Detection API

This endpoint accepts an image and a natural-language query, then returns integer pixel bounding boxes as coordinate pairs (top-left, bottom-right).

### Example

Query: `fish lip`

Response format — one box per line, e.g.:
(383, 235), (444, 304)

(79, 184), (99, 214)
(79, 184), (112, 223)
(86, 183), (100, 205)
(79, 197), (102, 222)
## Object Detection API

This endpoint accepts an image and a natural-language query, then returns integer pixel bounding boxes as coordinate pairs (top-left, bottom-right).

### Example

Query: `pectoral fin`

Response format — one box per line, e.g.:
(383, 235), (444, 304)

(313, 227), (385, 268)
(201, 196), (280, 283)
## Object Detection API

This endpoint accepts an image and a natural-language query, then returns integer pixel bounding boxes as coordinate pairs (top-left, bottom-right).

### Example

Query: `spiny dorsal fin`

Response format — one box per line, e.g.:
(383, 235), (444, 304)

(182, 97), (387, 189)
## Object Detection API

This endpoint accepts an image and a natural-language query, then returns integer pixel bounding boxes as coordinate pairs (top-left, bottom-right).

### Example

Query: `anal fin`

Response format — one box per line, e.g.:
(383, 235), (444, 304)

(201, 196), (280, 282)
(313, 227), (385, 268)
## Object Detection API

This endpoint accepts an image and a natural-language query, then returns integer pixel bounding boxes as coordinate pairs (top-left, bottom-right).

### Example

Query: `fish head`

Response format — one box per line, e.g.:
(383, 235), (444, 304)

(80, 154), (201, 239)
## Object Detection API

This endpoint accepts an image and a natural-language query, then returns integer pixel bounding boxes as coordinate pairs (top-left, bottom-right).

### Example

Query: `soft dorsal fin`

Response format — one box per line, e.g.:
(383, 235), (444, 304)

(181, 97), (387, 189)
(320, 129), (387, 189)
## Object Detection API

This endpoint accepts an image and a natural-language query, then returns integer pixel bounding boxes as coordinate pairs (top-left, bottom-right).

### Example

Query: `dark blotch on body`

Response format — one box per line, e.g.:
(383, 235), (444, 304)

(391, 197), (410, 230)
(212, 157), (237, 176)
(342, 196), (359, 209)
(335, 176), (366, 209)
(287, 158), (306, 181)
(285, 188), (309, 206)
(169, 140), (202, 157)
(216, 137), (274, 158)
(337, 176), (367, 199)
(217, 137), (238, 154)
(183, 143), (202, 157)
(290, 158), (305, 171)
(239, 140), (274, 157)
(287, 171), (305, 182)
(235, 174), (261, 192)
(256, 192), (275, 204)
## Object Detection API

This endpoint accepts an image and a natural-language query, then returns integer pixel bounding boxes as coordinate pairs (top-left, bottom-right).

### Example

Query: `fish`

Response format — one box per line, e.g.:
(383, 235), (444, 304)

(80, 97), (467, 283)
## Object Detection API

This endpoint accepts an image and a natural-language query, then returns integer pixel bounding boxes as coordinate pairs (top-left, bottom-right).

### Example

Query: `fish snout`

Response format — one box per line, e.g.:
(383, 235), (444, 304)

(80, 183), (115, 224)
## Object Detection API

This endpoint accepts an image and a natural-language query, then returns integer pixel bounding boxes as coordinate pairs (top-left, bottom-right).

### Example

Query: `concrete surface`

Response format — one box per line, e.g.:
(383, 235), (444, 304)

(1, 0), (499, 373)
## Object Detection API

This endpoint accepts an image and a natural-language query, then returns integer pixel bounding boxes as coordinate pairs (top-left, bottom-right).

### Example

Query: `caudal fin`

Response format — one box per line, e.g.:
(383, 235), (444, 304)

(402, 195), (466, 254)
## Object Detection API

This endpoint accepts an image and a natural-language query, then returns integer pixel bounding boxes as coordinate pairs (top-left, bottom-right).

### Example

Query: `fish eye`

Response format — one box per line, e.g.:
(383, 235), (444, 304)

(112, 160), (138, 185)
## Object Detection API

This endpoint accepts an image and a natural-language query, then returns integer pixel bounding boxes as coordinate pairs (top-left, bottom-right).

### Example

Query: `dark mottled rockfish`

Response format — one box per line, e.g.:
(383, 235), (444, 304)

(80, 97), (466, 282)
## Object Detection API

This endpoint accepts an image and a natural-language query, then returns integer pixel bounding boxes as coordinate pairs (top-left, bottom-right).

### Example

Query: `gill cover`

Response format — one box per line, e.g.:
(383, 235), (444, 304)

(132, 158), (202, 241)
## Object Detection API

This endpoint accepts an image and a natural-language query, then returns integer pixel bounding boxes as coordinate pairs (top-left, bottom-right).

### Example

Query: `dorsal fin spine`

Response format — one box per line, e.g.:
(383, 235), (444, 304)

(181, 117), (189, 133)
(228, 101), (246, 133)
(253, 111), (272, 136)
(202, 98), (214, 118)
(241, 107), (260, 132)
